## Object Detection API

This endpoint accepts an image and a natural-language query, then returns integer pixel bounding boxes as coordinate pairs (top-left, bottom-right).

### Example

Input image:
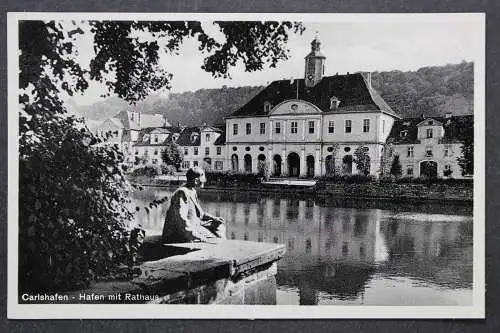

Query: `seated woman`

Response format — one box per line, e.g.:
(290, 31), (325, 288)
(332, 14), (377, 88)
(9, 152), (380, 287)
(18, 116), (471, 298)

(162, 167), (226, 243)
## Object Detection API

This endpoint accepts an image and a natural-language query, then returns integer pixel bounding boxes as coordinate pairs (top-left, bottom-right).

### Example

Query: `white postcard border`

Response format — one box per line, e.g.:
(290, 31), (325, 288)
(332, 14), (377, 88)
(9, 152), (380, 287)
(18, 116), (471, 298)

(7, 12), (486, 319)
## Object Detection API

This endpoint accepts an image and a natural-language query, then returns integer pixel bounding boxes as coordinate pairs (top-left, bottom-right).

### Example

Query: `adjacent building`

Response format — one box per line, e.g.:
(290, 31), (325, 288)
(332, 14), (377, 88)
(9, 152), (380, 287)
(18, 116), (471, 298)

(224, 36), (401, 178)
(387, 114), (473, 179)
(128, 126), (182, 166)
(95, 110), (167, 147)
(176, 125), (226, 171)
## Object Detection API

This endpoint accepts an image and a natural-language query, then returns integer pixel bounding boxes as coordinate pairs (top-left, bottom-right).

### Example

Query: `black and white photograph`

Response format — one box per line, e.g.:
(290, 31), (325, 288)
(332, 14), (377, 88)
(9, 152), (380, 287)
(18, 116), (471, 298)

(7, 13), (485, 318)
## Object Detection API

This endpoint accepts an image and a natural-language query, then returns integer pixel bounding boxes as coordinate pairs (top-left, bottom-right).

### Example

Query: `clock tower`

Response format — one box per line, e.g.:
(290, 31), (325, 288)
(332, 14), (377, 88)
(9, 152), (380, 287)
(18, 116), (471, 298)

(304, 36), (326, 88)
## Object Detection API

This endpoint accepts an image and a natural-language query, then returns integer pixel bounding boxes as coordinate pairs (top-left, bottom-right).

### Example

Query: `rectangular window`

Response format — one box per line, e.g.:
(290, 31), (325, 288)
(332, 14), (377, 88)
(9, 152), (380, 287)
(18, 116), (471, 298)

(215, 161), (223, 170)
(275, 122), (281, 134)
(184, 147), (188, 155)
(246, 123), (251, 135)
(193, 161), (198, 167)
(216, 146), (222, 155)
(444, 145), (450, 157)
(328, 121), (335, 133)
(407, 146), (414, 158)
(363, 119), (370, 133)
(233, 124), (238, 135)
(205, 147), (210, 155)
(154, 135), (158, 143)
(154, 149), (158, 155)
(182, 161), (190, 169)
(425, 147), (433, 157)
(308, 121), (315, 134)
(260, 122), (266, 135)
(291, 121), (298, 134)
(426, 128), (433, 138)
(345, 120), (352, 133)
(194, 147), (198, 155)
(205, 133), (210, 142)
(407, 165), (414, 176)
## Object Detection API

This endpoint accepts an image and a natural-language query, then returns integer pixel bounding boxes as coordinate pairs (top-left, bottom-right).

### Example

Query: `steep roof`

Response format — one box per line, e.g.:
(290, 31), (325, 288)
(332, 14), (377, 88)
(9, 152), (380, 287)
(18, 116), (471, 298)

(387, 115), (473, 145)
(228, 73), (399, 118)
(213, 132), (226, 145)
(133, 127), (170, 147)
(175, 127), (201, 146)
(114, 110), (166, 130)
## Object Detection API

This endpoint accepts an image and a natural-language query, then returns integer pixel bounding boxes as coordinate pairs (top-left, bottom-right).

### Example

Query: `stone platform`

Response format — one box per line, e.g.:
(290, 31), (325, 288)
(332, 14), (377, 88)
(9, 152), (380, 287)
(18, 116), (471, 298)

(64, 238), (286, 305)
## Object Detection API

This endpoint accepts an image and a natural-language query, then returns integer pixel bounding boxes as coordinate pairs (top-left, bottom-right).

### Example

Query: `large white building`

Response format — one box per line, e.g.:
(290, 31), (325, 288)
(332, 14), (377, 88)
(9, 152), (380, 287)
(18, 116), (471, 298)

(224, 37), (401, 178)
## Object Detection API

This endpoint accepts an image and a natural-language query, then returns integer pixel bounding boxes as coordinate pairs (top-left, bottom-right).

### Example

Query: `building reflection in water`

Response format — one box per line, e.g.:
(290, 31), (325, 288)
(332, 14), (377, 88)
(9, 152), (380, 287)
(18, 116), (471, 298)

(133, 189), (473, 305)
(203, 198), (387, 304)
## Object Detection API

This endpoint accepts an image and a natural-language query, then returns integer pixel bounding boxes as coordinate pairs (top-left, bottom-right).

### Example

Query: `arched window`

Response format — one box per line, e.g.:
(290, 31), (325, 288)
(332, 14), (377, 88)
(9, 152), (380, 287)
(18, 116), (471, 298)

(231, 154), (239, 171)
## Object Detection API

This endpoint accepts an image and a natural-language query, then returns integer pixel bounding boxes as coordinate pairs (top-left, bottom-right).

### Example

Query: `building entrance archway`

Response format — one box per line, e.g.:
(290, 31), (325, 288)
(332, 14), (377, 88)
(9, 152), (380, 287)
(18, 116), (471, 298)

(342, 155), (353, 175)
(257, 154), (267, 176)
(244, 154), (252, 172)
(306, 155), (315, 178)
(325, 155), (335, 176)
(273, 155), (282, 176)
(231, 154), (239, 171)
(420, 160), (438, 179)
(287, 152), (300, 177)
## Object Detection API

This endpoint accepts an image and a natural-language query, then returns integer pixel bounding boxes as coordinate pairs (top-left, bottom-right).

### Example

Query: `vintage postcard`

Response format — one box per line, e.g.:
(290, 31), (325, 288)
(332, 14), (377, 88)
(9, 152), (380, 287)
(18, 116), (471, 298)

(7, 12), (485, 318)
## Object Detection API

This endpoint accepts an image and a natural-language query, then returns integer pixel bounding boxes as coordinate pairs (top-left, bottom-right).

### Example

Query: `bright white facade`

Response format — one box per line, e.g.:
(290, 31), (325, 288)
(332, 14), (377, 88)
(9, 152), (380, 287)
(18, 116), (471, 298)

(224, 37), (400, 178)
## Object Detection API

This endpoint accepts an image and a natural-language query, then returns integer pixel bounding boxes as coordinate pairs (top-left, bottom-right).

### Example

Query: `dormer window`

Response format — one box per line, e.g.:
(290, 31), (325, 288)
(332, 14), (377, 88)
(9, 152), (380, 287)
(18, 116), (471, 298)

(400, 130), (408, 137)
(190, 133), (199, 144)
(426, 128), (433, 139)
(330, 96), (340, 110)
(264, 102), (272, 113)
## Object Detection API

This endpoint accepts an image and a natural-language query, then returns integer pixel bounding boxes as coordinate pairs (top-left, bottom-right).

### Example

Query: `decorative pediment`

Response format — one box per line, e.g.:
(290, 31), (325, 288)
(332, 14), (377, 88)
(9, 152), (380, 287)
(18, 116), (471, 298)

(269, 99), (322, 116)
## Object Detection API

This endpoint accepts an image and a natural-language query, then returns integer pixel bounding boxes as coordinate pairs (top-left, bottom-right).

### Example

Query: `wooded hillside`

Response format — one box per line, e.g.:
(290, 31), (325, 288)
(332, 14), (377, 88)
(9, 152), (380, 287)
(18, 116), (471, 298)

(72, 61), (473, 126)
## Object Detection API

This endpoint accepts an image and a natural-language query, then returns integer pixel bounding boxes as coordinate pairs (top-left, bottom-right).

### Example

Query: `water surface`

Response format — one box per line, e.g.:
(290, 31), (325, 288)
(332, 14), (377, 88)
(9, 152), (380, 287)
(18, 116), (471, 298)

(132, 187), (473, 306)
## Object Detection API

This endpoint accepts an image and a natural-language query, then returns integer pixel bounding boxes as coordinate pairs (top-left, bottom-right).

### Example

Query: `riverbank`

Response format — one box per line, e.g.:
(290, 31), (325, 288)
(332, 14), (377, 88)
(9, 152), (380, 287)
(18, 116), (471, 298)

(128, 175), (473, 204)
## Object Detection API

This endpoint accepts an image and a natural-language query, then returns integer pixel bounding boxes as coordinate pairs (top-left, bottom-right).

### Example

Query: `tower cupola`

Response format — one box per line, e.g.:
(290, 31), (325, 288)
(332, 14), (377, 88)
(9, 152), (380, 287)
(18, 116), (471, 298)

(304, 35), (326, 87)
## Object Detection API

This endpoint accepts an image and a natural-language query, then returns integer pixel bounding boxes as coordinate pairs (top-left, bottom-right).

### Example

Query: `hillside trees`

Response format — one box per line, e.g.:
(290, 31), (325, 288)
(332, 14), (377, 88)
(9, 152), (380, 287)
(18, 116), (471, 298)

(18, 19), (303, 292)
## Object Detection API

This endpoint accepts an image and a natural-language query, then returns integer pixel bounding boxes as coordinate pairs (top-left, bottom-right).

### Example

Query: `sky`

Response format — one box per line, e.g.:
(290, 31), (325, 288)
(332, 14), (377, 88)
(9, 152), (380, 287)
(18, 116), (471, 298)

(66, 15), (483, 106)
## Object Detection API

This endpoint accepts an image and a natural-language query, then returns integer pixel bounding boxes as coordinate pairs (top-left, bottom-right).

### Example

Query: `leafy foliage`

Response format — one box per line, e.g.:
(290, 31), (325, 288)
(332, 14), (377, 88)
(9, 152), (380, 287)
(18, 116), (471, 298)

(18, 19), (302, 292)
(354, 146), (371, 176)
(160, 137), (183, 170)
(454, 117), (474, 176)
(205, 171), (263, 186)
(371, 61), (473, 117)
(130, 166), (159, 178)
(88, 21), (303, 103)
(390, 155), (402, 178)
